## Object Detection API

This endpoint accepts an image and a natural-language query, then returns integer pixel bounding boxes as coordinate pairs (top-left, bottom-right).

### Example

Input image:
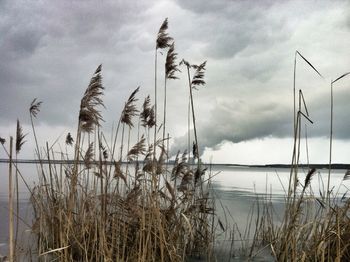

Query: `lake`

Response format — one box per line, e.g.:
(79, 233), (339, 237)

(0, 163), (348, 261)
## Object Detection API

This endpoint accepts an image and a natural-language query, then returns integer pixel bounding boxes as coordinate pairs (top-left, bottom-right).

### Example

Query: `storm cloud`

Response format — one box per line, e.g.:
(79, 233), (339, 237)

(1, 0), (350, 163)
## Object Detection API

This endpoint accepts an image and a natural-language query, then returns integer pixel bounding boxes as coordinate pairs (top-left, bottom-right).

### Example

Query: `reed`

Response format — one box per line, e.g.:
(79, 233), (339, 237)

(180, 59), (207, 166)
(14, 119), (26, 251)
(155, 18), (173, 161)
(327, 72), (350, 205)
(162, 42), (179, 146)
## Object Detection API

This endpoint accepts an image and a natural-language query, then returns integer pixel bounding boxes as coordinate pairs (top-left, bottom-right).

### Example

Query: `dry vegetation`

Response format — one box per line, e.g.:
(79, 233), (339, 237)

(2, 19), (217, 261)
(241, 52), (350, 261)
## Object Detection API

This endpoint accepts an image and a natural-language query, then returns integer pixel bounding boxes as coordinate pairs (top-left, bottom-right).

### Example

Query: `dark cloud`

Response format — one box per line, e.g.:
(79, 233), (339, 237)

(1, 0), (350, 163)
(0, 0), (156, 127)
(171, 98), (292, 155)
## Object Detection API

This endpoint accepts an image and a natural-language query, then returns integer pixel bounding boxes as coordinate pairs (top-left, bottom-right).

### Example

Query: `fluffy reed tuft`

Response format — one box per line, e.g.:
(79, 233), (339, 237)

(147, 105), (156, 128)
(84, 142), (94, 169)
(29, 98), (42, 118)
(165, 43), (180, 79)
(99, 142), (108, 160)
(0, 137), (5, 145)
(65, 132), (74, 146)
(156, 18), (173, 49)
(121, 86), (140, 127)
(191, 61), (207, 89)
(79, 64), (104, 133)
(127, 135), (146, 161)
(15, 119), (26, 154)
(140, 95), (151, 127)
(304, 168), (316, 189)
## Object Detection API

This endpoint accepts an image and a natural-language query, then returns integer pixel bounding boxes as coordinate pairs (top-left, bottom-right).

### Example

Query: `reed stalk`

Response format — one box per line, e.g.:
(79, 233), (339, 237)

(327, 72), (350, 205)
(8, 137), (14, 261)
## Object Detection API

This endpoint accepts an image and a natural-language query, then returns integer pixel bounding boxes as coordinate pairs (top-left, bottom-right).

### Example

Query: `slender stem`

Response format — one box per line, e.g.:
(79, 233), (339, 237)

(14, 153), (19, 251)
(293, 52), (297, 135)
(305, 124), (310, 167)
(327, 81), (333, 205)
(186, 65), (200, 169)
(8, 137), (14, 262)
(120, 123), (125, 161)
(188, 96), (191, 162)
(288, 52), (297, 198)
(154, 49), (158, 162)
(111, 119), (121, 161)
(30, 114), (47, 185)
(162, 77), (167, 145)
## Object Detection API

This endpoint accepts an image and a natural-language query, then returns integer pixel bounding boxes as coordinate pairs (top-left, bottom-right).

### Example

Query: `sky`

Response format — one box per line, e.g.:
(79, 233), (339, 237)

(1, 0), (350, 164)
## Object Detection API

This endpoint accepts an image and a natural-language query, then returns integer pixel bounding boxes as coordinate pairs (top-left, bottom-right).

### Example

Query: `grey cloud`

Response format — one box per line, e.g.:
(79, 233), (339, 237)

(175, 0), (288, 60)
(0, 0), (157, 127)
(171, 82), (350, 158)
(171, 98), (292, 155)
(1, 0), (350, 164)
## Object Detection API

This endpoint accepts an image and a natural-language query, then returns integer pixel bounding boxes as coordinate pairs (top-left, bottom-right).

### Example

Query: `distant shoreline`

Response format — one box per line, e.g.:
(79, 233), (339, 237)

(0, 159), (349, 170)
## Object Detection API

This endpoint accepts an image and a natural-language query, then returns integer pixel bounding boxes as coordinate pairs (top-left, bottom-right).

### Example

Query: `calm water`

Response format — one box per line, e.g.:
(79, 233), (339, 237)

(0, 163), (349, 260)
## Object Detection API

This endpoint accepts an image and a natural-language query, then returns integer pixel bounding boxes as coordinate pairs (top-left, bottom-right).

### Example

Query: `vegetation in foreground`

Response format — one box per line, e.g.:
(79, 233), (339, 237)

(2, 19), (217, 261)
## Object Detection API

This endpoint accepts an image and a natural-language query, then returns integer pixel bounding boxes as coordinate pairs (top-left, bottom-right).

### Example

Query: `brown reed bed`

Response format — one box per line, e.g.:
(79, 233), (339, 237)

(0, 19), (217, 261)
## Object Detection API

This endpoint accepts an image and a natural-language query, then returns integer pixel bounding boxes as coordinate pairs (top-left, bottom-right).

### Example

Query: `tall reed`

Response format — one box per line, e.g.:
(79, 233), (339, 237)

(155, 18), (173, 161)
(26, 19), (216, 261)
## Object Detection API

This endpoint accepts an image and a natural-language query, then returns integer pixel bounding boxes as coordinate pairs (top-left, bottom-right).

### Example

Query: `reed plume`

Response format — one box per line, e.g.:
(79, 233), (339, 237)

(0, 137), (5, 145)
(165, 43), (179, 80)
(113, 160), (127, 185)
(84, 142), (94, 169)
(100, 142), (108, 160)
(303, 168), (316, 189)
(156, 18), (173, 50)
(154, 18), (173, 163)
(181, 60), (207, 164)
(127, 135), (146, 161)
(140, 95), (151, 127)
(191, 61), (207, 89)
(65, 132), (73, 146)
(15, 120), (26, 154)
(121, 86), (140, 128)
(163, 42), (179, 143)
(29, 98), (42, 118)
(79, 64), (104, 133)
(148, 105), (156, 128)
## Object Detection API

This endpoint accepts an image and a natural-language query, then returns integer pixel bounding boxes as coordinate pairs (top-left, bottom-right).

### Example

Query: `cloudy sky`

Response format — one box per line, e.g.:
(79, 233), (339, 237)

(1, 0), (350, 164)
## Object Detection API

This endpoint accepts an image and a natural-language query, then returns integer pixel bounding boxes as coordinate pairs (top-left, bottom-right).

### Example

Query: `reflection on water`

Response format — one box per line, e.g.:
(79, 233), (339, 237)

(0, 163), (349, 260)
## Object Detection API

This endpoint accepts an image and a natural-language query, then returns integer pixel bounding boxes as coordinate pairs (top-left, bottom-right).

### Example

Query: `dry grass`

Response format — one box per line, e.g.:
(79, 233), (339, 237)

(23, 20), (215, 261)
(16, 62), (216, 261)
